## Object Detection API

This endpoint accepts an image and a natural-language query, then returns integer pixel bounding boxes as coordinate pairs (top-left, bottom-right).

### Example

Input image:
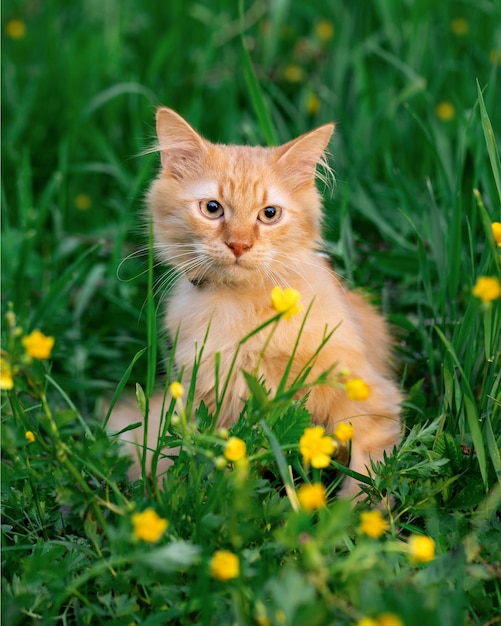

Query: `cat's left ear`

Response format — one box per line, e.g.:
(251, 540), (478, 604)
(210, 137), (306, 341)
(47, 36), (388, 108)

(274, 123), (335, 189)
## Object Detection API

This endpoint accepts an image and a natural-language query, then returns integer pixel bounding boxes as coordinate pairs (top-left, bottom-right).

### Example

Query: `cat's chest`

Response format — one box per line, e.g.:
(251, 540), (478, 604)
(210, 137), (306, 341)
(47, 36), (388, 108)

(166, 283), (276, 347)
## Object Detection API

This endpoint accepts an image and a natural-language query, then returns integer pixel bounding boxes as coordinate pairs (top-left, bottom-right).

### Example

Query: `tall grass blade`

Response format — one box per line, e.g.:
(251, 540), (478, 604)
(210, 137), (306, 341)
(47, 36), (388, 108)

(435, 326), (488, 488)
(476, 80), (501, 203)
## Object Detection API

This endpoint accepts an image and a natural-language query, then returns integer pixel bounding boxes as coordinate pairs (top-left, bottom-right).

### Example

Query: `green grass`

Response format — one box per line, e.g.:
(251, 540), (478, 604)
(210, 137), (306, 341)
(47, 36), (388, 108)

(2, 1), (501, 624)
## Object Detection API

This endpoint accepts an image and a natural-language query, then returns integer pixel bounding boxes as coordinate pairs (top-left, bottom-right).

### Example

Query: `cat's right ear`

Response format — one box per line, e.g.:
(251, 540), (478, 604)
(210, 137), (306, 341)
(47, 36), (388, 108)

(156, 108), (208, 179)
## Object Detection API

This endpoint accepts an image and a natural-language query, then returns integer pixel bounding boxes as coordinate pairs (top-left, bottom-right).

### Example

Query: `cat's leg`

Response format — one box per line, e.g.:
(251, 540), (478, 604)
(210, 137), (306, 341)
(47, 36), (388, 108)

(307, 374), (402, 500)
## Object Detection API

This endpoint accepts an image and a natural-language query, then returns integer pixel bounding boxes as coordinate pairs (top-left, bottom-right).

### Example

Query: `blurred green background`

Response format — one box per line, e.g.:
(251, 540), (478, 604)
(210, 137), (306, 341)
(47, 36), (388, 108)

(2, 0), (500, 413)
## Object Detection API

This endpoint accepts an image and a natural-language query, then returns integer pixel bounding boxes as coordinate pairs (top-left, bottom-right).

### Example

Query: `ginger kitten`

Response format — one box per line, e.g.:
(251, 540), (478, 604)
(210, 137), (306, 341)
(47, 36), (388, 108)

(140, 107), (402, 498)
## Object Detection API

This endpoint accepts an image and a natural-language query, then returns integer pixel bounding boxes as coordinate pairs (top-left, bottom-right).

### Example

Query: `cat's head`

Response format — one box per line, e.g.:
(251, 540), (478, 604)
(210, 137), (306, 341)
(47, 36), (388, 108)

(148, 107), (334, 288)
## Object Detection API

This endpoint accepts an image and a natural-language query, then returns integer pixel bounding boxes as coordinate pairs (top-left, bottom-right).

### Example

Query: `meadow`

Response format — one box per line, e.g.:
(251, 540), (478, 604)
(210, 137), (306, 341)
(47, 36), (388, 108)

(1, 0), (500, 624)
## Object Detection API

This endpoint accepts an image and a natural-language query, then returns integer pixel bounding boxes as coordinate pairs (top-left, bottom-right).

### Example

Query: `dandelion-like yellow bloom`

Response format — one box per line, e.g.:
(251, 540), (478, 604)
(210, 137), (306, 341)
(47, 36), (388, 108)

(224, 437), (246, 462)
(271, 287), (303, 320)
(169, 381), (185, 399)
(408, 534), (435, 564)
(359, 509), (389, 539)
(472, 276), (501, 302)
(25, 431), (36, 443)
(210, 549), (240, 580)
(315, 20), (335, 41)
(22, 330), (55, 359)
(5, 19), (26, 39)
(334, 422), (355, 444)
(74, 193), (91, 211)
(345, 378), (370, 401)
(283, 64), (303, 83)
(131, 508), (168, 543)
(492, 222), (501, 246)
(435, 101), (455, 121)
(299, 425), (336, 468)
(450, 17), (469, 35)
(306, 93), (320, 116)
(0, 358), (14, 390)
(297, 483), (327, 511)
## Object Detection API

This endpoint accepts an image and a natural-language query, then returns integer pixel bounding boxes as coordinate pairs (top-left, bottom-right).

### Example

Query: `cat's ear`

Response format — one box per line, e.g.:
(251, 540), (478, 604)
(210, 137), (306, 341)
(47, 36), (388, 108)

(274, 123), (335, 189)
(156, 107), (208, 179)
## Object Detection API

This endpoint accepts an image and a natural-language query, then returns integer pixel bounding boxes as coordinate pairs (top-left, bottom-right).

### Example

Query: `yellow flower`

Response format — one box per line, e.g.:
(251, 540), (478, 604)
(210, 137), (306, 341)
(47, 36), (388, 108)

(408, 534), (435, 564)
(306, 92), (320, 116)
(224, 437), (246, 462)
(435, 101), (455, 121)
(210, 549), (240, 580)
(450, 17), (469, 35)
(5, 19), (26, 39)
(271, 287), (303, 320)
(74, 193), (91, 211)
(283, 64), (303, 83)
(131, 508), (168, 543)
(0, 358), (14, 390)
(359, 509), (389, 539)
(297, 483), (327, 511)
(378, 614), (404, 626)
(22, 330), (55, 359)
(25, 431), (35, 443)
(169, 381), (185, 399)
(472, 276), (501, 302)
(357, 615), (403, 626)
(334, 422), (355, 444)
(345, 378), (370, 401)
(492, 222), (501, 247)
(315, 20), (335, 41)
(299, 425), (336, 468)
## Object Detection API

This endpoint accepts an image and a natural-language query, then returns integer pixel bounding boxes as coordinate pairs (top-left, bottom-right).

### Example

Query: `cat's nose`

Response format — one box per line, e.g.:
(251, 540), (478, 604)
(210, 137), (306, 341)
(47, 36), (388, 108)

(226, 240), (252, 258)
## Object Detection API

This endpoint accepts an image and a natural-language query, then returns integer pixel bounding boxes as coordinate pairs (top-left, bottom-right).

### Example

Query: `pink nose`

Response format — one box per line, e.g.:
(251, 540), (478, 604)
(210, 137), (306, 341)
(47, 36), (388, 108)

(226, 241), (251, 258)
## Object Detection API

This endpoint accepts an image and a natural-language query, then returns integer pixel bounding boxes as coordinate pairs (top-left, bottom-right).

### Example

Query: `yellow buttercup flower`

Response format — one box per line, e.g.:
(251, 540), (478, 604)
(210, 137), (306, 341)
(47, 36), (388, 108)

(169, 381), (185, 399)
(299, 425), (336, 468)
(25, 431), (36, 443)
(210, 549), (240, 580)
(271, 287), (303, 320)
(472, 276), (501, 302)
(132, 508), (168, 543)
(5, 19), (26, 39)
(315, 20), (334, 41)
(74, 193), (91, 211)
(357, 614), (403, 626)
(345, 378), (370, 401)
(450, 17), (469, 35)
(435, 101), (455, 121)
(297, 483), (327, 511)
(283, 64), (303, 83)
(306, 92), (320, 116)
(408, 534), (435, 564)
(224, 437), (246, 462)
(0, 358), (14, 390)
(491, 222), (501, 247)
(22, 330), (55, 359)
(334, 422), (355, 444)
(359, 509), (389, 539)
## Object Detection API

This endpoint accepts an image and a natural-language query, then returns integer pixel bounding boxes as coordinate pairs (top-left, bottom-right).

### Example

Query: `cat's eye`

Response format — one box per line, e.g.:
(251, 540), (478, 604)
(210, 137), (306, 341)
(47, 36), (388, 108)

(200, 200), (224, 219)
(258, 206), (282, 224)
